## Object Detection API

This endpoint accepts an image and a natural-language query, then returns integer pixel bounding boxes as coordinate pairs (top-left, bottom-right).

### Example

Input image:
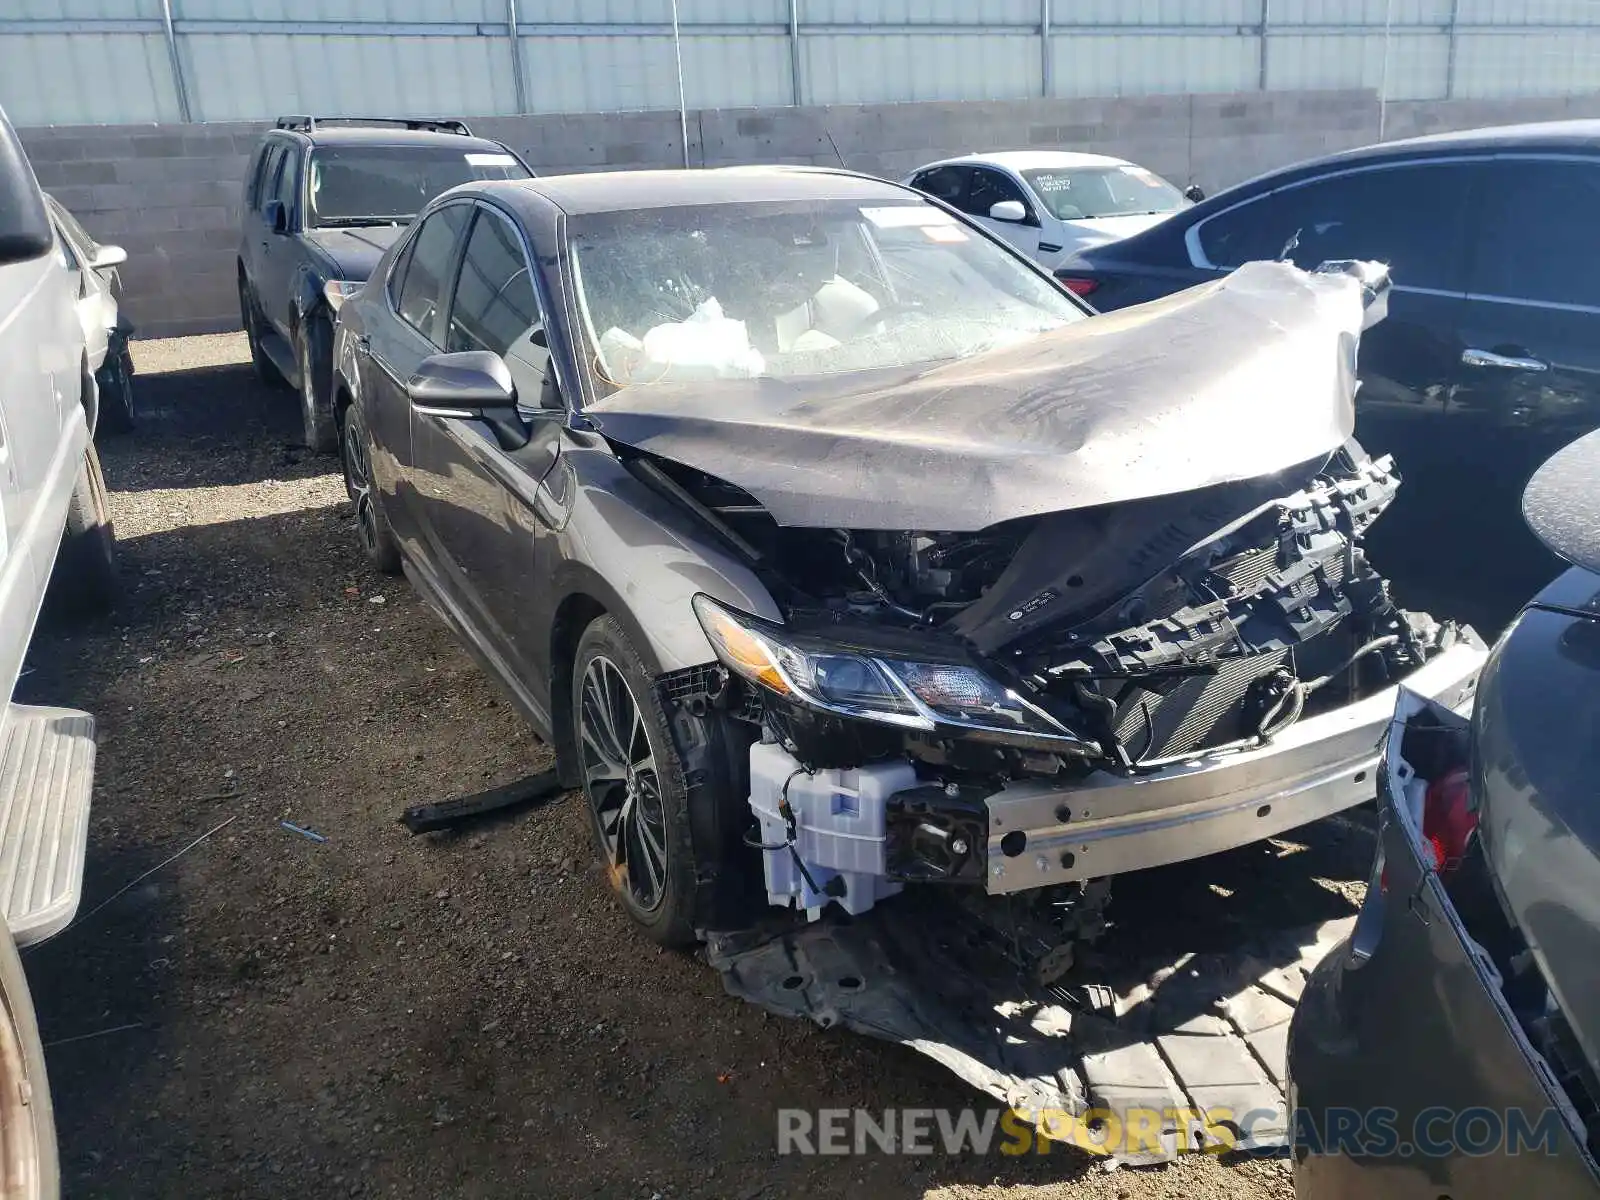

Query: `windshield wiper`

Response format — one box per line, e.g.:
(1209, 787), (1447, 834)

(313, 216), (410, 228)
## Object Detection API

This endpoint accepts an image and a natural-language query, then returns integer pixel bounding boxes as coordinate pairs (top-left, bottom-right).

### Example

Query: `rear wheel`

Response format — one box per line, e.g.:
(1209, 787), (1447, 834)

(0, 929), (58, 1199)
(52, 442), (118, 616)
(296, 317), (338, 453)
(572, 616), (755, 946)
(239, 275), (285, 389)
(341, 401), (401, 575)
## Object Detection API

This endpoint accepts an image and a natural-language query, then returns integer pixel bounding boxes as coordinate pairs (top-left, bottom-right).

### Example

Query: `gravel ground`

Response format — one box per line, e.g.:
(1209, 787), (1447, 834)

(15, 333), (1379, 1199)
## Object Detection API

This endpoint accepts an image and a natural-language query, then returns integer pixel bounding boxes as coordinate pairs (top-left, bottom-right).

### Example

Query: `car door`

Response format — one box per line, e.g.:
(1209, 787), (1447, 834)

(960, 167), (1043, 260)
(258, 145), (304, 337)
(410, 201), (563, 701)
(1190, 159), (1477, 453)
(245, 142), (285, 312)
(1454, 156), (1600, 444)
(363, 201), (473, 559)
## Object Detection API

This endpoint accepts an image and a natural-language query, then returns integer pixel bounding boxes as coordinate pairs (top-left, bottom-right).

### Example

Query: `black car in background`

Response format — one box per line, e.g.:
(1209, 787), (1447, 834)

(236, 116), (530, 450)
(1288, 428), (1600, 1199)
(1058, 120), (1600, 631)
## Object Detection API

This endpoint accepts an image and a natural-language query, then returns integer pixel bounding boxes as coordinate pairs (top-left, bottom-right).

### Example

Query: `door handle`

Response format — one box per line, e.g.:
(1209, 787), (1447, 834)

(1461, 347), (1548, 372)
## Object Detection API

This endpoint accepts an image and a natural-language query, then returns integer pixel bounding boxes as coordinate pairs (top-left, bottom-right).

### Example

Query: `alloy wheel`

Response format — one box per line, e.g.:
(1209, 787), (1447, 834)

(578, 655), (669, 913)
(342, 413), (382, 558)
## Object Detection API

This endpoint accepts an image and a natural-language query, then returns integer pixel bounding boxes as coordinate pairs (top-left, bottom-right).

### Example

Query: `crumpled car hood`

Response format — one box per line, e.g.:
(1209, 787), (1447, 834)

(584, 260), (1369, 532)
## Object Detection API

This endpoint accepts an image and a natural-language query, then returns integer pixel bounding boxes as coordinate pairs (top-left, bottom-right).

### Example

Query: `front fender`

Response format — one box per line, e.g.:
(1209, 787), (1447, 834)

(549, 444), (782, 677)
(290, 262), (331, 340)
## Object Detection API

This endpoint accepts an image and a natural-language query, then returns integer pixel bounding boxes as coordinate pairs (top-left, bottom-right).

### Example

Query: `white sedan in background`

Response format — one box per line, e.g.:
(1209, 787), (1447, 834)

(904, 150), (1200, 273)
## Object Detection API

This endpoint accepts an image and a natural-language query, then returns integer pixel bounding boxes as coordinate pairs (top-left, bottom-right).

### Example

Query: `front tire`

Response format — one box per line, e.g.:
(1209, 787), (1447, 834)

(52, 442), (118, 616)
(341, 400), (401, 575)
(572, 616), (755, 947)
(296, 318), (338, 453)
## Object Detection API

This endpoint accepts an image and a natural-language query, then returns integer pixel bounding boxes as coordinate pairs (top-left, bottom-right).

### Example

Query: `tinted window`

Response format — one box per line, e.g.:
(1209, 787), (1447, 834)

(962, 169), (1030, 220)
(306, 146), (528, 227)
(272, 149), (301, 221)
(256, 144), (286, 217)
(396, 204), (471, 343)
(1197, 163), (1473, 291)
(446, 209), (541, 357)
(911, 165), (968, 206)
(1471, 159), (1600, 308)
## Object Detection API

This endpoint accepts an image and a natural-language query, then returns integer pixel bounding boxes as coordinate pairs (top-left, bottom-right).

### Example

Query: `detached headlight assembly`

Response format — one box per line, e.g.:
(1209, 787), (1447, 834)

(692, 595), (1081, 745)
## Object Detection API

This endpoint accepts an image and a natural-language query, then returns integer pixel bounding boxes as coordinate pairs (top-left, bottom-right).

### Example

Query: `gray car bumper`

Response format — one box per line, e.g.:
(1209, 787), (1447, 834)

(984, 641), (1486, 894)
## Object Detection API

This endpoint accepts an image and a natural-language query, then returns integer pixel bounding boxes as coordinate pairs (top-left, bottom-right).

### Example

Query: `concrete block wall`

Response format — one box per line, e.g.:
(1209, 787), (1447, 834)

(17, 88), (1600, 339)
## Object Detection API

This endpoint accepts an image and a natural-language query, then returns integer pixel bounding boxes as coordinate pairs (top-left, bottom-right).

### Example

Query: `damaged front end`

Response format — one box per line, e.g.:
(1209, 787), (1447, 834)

(604, 260), (1483, 977)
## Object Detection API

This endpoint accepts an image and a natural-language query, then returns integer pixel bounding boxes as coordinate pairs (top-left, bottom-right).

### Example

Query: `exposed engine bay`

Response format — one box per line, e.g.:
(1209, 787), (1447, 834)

(606, 259), (1481, 979)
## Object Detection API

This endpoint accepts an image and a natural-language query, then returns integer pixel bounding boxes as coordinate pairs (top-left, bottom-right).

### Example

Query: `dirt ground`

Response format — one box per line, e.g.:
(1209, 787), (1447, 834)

(16, 334), (1382, 1199)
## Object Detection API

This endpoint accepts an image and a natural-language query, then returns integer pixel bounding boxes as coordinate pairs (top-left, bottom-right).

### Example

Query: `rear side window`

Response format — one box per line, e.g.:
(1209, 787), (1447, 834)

(1470, 159), (1600, 309)
(1197, 162), (1474, 292)
(446, 208), (542, 358)
(396, 204), (471, 343)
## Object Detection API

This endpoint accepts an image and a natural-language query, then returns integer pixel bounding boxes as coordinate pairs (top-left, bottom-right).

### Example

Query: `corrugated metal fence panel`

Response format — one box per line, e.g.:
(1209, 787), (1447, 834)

(800, 0), (1037, 25)
(522, 33), (790, 111)
(1457, 0), (1600, 24)
(1454, 30), (1600, 96)
(0, 33), (178, 123)
(1052, 33), (1258, 95)
(524, 0), (786, 22)
(1270, 0), (1453, 23)
(1268, 32), (1450, 98)
(804, 33), (1040, 103)
(175, 0), (500, 20)
(12, 0), (160, 16)
(1054, 0), (1259, 26)
(182, 34), (516, 120)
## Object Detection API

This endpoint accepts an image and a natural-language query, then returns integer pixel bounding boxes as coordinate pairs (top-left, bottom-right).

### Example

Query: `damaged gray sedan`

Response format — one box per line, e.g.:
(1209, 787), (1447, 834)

(331, 167), (1484, 965)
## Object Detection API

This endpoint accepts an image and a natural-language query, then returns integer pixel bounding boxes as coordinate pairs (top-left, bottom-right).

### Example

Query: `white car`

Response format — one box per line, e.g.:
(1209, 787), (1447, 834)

(904, 150), (1199, 272)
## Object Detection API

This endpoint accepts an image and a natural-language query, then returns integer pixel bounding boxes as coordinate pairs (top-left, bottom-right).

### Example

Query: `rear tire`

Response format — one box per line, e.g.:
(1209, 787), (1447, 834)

(341, 401), (401, 575)
(0, 929), (59, 1198)
(239, 275), (286, 390)
(296, 317), (338, 453)
(52, 442), (118, 616)
(572, 616), (755, 947)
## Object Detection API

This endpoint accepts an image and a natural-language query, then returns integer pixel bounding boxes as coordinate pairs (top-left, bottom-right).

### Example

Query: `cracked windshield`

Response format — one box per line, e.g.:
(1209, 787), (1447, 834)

(571, 198), (1085, 387)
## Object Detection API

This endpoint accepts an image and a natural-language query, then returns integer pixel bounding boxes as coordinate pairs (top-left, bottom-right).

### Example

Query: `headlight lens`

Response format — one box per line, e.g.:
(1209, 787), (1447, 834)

(692, 595), (1076, 742)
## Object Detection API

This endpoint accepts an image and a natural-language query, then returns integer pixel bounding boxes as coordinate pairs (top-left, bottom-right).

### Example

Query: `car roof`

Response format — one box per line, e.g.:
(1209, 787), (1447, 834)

(498, 166), (920, 215)
(272, 126), (512, 154)
(1256, 118), (1600, 182)
(921, 150), (1136, 173)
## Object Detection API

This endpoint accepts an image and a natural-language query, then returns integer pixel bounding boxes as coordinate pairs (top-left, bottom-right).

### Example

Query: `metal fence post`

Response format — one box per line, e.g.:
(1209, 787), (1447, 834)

(159, 0), (192, 122)
(1040, 0), (1052, 98)
(1444, 0), (1460, 99)
(788, 0), (803, 107)
(506, 0), (529, 114)
(1258, 0), (1270, 90)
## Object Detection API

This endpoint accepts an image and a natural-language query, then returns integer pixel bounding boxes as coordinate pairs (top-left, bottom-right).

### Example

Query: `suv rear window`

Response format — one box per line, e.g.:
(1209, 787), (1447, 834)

(306, 146), (528, 228)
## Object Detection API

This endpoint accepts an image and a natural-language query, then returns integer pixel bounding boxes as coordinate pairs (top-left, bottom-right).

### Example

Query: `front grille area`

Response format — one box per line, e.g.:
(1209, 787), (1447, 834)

(1109, 648), (1288, 761)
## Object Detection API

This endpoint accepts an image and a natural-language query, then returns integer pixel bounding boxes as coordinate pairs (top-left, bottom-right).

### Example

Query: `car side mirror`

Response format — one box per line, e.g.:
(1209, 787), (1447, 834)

(407, 350), (530, 448)
(90, 243), (127, 270)
(1183, 184), (1205, 203)
(407, 350), (518, 414)
(264, 200), (288, 234)
(988, 199), (1027, 223)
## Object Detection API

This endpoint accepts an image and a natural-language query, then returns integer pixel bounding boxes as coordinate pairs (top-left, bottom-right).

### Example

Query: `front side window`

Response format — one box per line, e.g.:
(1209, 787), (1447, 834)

(306, 146), (529, 228)
(256, 144), (286, 218)
(1022, 165), (1184, 221)
(962, 169), (1030, 221)
(571, 197), (1084, 390)
(272, 148), (302, 224)
(1470, 159), (1600, 309)
(446, 209), (542, 358)
(396, 204), (471, 343)
(1196, 162), (1474, 292)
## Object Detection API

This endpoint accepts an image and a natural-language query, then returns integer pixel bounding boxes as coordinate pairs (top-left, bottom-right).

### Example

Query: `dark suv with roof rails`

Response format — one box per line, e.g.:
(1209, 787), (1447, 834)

(237, 115), (531, 451)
